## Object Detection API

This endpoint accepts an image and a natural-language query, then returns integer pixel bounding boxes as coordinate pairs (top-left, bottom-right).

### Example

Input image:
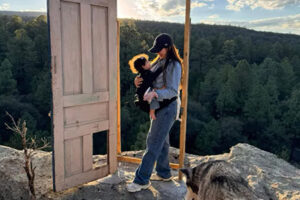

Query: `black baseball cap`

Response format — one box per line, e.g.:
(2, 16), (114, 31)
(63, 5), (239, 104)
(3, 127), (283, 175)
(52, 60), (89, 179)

(148, 33), (173, 53)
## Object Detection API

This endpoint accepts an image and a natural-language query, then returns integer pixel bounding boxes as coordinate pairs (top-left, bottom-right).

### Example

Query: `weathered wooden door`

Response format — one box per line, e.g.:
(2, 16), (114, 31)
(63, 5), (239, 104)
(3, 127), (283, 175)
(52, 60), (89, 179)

(48, 0), (117, 192)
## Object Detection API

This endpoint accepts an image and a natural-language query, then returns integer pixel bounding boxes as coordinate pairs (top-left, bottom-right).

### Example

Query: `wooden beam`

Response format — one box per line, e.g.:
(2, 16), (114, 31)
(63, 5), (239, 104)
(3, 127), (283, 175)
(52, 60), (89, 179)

(116, 3), (191, 178)
(179, 0), (191, 180)
(117, 155), (180, 169)
(117, 19), (121, 155)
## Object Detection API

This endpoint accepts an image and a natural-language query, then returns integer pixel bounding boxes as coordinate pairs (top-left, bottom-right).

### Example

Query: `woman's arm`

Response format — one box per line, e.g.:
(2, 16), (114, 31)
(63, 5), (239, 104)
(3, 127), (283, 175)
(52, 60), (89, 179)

(155, 61), (181, 101)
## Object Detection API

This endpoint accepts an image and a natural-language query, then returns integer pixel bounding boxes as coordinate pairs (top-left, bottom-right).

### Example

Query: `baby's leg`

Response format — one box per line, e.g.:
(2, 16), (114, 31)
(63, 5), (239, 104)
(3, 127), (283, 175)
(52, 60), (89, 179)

(150, 109), (156, 120)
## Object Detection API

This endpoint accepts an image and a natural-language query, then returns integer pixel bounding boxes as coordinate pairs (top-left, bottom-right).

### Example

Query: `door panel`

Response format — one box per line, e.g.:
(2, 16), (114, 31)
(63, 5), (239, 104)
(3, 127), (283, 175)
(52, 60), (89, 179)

(92, 5), (109, 92)
(48, 0), (117, 192)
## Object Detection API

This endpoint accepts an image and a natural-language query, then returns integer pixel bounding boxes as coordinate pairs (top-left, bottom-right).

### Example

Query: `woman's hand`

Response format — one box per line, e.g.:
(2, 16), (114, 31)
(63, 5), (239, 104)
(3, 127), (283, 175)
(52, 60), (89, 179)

(143, 91), (158, 102)
(134, 76), (143, 88)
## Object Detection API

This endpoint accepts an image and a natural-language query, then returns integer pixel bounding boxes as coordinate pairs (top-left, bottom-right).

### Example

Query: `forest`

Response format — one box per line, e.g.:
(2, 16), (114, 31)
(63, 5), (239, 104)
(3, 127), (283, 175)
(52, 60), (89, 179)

(0, 14), (299, 166)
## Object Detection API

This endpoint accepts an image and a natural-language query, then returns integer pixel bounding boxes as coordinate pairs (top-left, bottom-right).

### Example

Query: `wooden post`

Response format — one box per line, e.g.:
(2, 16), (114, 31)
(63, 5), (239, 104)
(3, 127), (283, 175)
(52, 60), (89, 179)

(117, 19), (121, 155)
(179, 0), (191, 180)
(116, 3), (191, 176)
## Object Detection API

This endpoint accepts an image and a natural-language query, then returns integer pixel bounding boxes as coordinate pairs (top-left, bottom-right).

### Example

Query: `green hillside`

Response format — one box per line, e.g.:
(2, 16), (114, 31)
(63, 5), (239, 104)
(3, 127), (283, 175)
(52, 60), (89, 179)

(0, 14), (299, 165)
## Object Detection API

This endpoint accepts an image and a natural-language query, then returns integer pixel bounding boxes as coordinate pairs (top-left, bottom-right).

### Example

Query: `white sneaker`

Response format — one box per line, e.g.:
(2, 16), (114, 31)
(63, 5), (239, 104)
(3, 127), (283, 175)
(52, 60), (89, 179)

(126, 181), (151, 192)
(150, 174), (173, 181)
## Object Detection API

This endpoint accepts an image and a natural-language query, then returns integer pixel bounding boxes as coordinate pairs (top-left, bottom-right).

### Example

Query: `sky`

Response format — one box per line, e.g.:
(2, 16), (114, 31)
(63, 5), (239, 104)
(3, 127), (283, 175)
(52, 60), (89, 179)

(0, 0), (299, 35)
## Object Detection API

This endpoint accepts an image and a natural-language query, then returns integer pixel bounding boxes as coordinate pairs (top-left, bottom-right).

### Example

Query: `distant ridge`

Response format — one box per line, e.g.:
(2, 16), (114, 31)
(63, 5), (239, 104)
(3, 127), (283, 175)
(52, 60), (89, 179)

(0, 10), (46, 17)
(0, 11), (299, 37)
(122, 18), (300, 37)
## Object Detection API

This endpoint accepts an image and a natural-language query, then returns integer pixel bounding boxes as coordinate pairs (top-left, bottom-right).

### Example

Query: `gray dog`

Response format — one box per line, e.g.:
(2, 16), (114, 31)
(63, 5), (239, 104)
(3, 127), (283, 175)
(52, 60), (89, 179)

(180, 160), (261, 200)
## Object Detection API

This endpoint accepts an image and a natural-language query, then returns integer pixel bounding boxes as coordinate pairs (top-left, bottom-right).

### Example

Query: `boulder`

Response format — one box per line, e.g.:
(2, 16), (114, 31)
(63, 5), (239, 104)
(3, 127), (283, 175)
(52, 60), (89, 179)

(0, 143), (299, 200)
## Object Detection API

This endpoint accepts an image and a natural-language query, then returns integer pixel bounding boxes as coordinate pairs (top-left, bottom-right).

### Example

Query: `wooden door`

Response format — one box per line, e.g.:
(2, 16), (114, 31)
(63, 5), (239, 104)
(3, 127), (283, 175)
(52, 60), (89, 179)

(48, 0), (117, 192)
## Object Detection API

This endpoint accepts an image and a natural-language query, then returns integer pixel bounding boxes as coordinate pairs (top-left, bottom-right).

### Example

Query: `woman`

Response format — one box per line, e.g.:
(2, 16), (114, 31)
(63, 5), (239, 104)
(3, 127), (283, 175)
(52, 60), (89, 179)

(127, 33), (183, 192)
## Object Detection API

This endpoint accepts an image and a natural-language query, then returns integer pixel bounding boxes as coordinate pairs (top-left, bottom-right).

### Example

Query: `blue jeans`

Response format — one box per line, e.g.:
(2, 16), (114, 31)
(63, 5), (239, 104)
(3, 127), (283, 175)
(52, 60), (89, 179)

(133, 100), (177, 185)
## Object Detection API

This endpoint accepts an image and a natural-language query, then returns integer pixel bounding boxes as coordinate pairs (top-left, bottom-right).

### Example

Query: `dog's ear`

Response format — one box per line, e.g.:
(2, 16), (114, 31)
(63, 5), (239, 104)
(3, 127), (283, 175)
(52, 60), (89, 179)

(180, 168), (191, 179)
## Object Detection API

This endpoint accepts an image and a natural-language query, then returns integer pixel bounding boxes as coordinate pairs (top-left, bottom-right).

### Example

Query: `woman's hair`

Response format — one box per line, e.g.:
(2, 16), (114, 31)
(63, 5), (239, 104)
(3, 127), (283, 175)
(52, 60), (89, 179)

(151, 45), (184, 90)
(128, 53), (149, 74)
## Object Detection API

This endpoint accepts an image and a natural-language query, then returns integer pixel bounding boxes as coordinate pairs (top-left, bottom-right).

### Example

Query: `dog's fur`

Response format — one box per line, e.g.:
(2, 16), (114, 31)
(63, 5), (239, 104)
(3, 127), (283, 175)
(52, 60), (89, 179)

(181, 160), (259, 200)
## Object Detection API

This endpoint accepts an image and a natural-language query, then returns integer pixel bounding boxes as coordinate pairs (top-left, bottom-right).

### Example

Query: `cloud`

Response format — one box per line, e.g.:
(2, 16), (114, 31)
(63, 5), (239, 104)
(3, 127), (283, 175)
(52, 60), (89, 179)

(226, 0), (300, 11)
(201, 13), (300, 35)
(135, 0), (211, 18)
(208, 14), (219, 19)
(19, 8), (47, 12)
(0, 3), (10, 10)
(245, 14), (300, 34)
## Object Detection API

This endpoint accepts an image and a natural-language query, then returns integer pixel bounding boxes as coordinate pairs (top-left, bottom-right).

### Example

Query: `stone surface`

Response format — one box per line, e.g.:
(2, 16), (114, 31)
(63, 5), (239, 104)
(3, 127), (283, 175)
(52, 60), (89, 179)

(0, 143), (299, 200)
(0, 145), (53, 200)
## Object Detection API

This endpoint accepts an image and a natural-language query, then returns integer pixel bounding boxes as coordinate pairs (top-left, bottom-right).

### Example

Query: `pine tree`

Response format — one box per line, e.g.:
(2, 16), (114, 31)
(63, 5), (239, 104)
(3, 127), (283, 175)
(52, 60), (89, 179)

(235, 35), (251, 61)
(277, 58), (295, 100)
(0, 28), (8, 61)
(0, 58), (17, 95)
(216, 81), (238, 116)
(194, 119), (221, 155)
(264, 75), (280, 119)
(222, 40), (237, 66)
(132, 122), (150, 150)
(199, 68), (220, 117)
(6, 15), (23, 33)
(283, 89), (300, 161)
(291, 56), (300, 82)
(6, 28), (38, 94)
(243, 81), (271, 142)
(227, 59), (253, 113)
(257, 57), (279, 85)
(219, 116), (245, 153)
(190, 38), (212, 75)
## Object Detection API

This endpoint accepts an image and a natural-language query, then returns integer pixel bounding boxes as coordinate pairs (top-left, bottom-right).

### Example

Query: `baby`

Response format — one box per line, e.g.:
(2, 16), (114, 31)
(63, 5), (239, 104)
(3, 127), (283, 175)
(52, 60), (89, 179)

(129, 54), (164, 120)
